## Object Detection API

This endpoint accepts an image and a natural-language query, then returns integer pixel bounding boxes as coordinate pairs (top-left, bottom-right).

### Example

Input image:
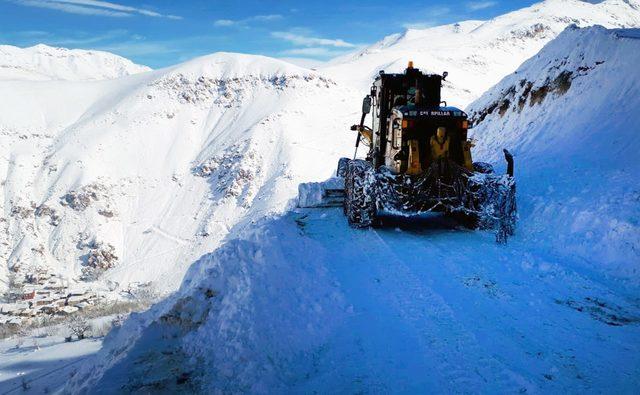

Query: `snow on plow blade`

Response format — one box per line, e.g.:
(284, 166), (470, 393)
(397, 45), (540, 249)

(297, 177), (345, 208)
(296, 156), (517, 243)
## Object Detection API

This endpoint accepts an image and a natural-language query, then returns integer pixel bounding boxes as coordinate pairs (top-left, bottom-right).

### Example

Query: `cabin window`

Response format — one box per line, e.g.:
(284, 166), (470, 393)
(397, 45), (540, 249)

(392, 118), (402, 149)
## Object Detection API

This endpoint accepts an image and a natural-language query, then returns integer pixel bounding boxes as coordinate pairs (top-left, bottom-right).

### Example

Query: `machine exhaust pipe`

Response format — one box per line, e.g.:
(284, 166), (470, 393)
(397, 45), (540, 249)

(503, 149), (514, 177)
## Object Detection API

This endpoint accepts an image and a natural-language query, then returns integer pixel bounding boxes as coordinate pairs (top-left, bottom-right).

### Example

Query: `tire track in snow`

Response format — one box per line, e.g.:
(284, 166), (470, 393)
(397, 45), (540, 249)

(382, 228), (640, 392)
(1, 355), (91, 395)
(148, 225), (190, 245)
(352, 227), (535, 393)
(385, 230), (539, 391)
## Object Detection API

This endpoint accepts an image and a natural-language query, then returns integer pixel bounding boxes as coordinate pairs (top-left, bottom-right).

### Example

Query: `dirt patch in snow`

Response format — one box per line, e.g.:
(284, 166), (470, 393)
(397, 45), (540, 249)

(79, 240), (118, 281)
(470, 60), (605, 127)
(150, 73), (334, 108)
(555, 297), (640, 327)
(35, 204), (60, 226)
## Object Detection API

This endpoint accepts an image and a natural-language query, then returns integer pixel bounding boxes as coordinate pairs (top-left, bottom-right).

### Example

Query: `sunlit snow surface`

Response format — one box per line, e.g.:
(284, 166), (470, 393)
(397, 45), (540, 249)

(0, 332), (102, 393)
(0, 52), (357, 294)
(468, 25), (640, 283)
(323, 0), (640, 107)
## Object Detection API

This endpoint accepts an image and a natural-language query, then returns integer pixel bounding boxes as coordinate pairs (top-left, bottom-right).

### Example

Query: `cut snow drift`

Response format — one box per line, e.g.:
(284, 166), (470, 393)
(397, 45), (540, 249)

(469, 25), (640, 284)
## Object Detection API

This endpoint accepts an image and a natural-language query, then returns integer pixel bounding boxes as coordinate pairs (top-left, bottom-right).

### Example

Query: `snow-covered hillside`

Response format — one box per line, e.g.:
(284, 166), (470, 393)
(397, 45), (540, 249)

(0, 44), (150, 81)
(64, 25), (640, 393)
(468, 25), (640, 284)
(324, 0), (640, 106)
(0, 52), (357, 311)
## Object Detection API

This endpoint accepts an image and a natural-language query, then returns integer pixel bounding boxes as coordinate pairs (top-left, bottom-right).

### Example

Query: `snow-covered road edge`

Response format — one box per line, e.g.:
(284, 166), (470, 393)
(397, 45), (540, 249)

(66, 212), (348, 393)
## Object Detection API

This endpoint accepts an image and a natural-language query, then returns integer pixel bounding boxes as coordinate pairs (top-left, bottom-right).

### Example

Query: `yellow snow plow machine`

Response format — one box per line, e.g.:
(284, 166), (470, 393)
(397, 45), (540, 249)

(298, 62), (517, 242)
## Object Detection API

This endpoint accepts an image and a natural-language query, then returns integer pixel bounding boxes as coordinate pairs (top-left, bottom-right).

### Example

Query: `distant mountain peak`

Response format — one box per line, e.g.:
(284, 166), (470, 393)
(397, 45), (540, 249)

(0, 44), (151, 81)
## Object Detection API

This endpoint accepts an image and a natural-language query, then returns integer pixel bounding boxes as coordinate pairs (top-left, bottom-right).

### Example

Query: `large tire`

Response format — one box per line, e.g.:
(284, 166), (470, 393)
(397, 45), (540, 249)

(336, 157), (350, 177)
(468, 173), (517, 243)
(495, 177), (517, 243)
(344, 160), (377, 228)
(449, 210), (480, 230)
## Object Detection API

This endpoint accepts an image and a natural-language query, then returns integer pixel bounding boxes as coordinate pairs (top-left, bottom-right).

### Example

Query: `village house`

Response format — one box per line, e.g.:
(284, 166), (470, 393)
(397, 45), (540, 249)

(21, 290), (36, 300)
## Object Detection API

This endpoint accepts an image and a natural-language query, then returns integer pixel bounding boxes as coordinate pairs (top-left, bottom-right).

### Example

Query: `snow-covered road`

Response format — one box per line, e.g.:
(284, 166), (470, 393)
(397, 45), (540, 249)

(0, 335), (101, 394)
(76, 206), (640, 392)
(286, 208), (639, 393)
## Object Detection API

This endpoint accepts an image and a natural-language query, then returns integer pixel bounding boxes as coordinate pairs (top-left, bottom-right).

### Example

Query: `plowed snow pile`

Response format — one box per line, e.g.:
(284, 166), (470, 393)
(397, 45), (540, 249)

(469, 25), (640, 283)
(66, 26), (640, 393)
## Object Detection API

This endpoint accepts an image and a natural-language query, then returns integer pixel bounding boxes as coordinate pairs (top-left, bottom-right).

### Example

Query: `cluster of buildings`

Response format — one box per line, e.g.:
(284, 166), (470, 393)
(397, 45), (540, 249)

(0, 270), (103, 328)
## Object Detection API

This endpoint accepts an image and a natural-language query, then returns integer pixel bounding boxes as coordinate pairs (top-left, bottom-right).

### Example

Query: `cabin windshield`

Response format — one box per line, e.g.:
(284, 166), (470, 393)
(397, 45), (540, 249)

(392, 85), (427, 108)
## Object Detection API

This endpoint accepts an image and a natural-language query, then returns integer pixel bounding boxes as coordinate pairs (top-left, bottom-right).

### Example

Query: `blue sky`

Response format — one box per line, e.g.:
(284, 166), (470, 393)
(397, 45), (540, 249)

(0, 0), (539, 68)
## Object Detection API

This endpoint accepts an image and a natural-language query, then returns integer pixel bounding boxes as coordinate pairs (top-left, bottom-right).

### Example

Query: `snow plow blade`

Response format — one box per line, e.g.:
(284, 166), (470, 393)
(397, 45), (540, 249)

(297, 177), (345, 208)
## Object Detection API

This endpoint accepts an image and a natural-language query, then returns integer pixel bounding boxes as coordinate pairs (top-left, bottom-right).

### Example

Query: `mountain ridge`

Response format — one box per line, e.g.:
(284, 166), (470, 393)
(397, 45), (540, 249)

(0, 43), (151, 81)
(323, 0), (640, 106)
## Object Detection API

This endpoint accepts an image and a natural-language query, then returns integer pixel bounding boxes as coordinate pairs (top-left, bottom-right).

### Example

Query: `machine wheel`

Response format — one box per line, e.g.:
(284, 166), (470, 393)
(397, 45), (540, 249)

(473, 162), (494, 174)
(336, 157), (350, 177)
(344, 159), (377, 228)
(495, 178), (517, 243)
(449, 210), (480, 230)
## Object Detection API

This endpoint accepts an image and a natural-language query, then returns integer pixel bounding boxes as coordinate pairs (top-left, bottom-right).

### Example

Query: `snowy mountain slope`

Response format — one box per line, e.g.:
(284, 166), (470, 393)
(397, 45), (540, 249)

(0, 44), (151, 81)
(468, 25), (640, 284)
(0, 52), (358, 302)
(323, 0), (640, 106)
(65, 25), (640, 394)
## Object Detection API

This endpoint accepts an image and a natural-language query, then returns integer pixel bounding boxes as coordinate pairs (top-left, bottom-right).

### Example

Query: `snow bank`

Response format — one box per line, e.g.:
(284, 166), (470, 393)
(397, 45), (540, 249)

(0, 44), (150, 81)
(66, 215), (347, 393)
(468, 25), (640, 284)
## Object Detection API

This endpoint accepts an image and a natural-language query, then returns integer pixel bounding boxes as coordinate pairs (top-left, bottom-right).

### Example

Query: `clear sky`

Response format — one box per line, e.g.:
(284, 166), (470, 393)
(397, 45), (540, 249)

(0, 0), (539, 68)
